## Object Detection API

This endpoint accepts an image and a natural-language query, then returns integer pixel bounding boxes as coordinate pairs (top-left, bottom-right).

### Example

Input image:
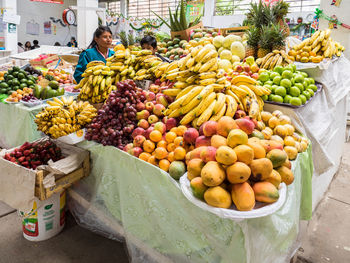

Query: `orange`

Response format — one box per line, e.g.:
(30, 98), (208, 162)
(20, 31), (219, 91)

(155, 147), (168, 160)
(165, 131), (177, 143)
(149, 130), (162, 142)
(167, 142), (176, 152)
(176, 125), (187, 136)
(143, 140), (155, 153)
(159, 159), (170, 172)
(157, 140), (167, 148)
(167, 152), (175, 162)
(139, 152), (151, 162)
(174, 147), (186, 160)
(148, 155), (158, 166)
(170, 127), (178, 134)
(174, 136), (184, 147)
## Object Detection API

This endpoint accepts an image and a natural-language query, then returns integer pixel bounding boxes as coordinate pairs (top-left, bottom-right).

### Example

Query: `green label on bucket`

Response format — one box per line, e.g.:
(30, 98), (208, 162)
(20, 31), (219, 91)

(45, 204), (53, 210)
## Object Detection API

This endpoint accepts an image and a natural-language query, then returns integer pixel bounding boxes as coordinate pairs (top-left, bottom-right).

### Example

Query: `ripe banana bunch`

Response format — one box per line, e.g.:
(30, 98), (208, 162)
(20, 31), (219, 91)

(256, 50), (293, 69)
(107, 48), (164, 81)
(76, 63), (117, 104)
(35, 96), (97, 139)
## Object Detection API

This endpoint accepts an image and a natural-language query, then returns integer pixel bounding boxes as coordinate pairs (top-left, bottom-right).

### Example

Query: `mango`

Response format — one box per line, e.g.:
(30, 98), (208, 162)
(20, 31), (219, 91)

(204, 186), (232, 208)
(201, 161), (226, 187)
(215, 146), (237, 165)
(247, 141), (266, 159)
(266, 149), (288, 168)
(227, 129), (248, 148)
(169, 161), (186, 180)
(231, 182), (255, 211)
(250, 158), (273, 181)
(264, 169), (281, 188)
(190, 177), (208, 200)
(226, 162), (251, 184)
(217, 116), (238, 137)
(277, 166), (294, 185)
(284, 146), (298, 160)
(253, 181), (279, 203)
(259, 140), (283, 152)
(234, 145), (254, 165)
(187, 158), (205, 180)
(189, 146), (207, 160)
(211, 134), (228, 148)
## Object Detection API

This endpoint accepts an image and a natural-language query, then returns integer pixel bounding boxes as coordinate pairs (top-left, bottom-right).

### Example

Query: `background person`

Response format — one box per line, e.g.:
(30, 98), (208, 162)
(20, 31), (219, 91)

(140, 35), (170, 62)
(67, 37), (78, 47)
(17, 42), (24, 53)
(32, 40), (40, 49)
(24, 41), (31, 51)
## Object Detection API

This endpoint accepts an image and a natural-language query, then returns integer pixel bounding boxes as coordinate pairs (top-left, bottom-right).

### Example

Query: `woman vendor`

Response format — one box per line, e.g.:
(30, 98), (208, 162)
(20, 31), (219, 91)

(74, 26), (115, 83)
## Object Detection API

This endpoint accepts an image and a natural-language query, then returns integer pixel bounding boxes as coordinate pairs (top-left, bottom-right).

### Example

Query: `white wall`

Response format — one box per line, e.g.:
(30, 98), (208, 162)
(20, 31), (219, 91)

(320, 0), (350, 59)
(17, 0), (77, 47)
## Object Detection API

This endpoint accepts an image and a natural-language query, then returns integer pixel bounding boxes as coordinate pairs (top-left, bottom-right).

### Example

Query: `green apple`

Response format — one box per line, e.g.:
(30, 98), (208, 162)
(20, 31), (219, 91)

(273, 66), (284, 75)
(275, 86), (286, 97)
(307, 88), (315, 97)
(303, 80), (309, 89)
(290, 64), (297, 73)
(306, 77), (315, 85)
(265, 80), (273, 86)
(257, 80), (263, 85)
(293, 74), (304, 83)
(273, 76), (282, 85)
(302, 90), (311, 100)
(269, 72), (280, 80)
(258, 72), (269, 82)
(246, 56), (255, 65)
(290, 97), (302, 106)
(295, 83), (304, 92)
(264, 84), (272, 91)
(299, 94), (307, 104)
(271, 85), (278, 93)
(261, 95), (268, 101)
(272, 94), (284, 103)
(289, 86), (301, 97)
(301, 72), (308, 78)
(308, 84), (317, 92)
(268, 94), (274, 101)
(280, 79), (291, 89)
(281, 70), (293, 79)
(284, 65), (294, 73)
(284, 95), (292, 103)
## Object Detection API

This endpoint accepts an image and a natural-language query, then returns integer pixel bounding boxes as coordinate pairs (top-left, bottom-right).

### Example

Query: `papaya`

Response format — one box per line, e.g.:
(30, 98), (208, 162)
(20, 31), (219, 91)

(231, 182), (255, 211)
(253, 181), (279, 203)
(264, 169), (281, 188)
(201, 161), (226, 187)
(204, 186), (231, 208)
(266, 149), (287, 168)
(277, 166), (294, 185)
(249, 158), (273, 181)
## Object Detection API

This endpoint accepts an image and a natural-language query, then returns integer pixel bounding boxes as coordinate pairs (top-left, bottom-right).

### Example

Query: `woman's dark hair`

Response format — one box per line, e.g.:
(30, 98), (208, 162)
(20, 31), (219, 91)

(140, 35), (157, 49)
(54, 42), (61, 46)
(33, 40), (39, 45)
(25, 41), (31, 47)
(87, 26), (112, 49)
(71, 37), (76, 41)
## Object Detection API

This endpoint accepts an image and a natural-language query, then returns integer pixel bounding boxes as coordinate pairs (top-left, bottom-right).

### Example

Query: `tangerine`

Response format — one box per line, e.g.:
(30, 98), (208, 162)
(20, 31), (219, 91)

(149, 130), (162, 142)
(159, 159), (170, 172)
(165, 131), (177, 143)
(143, 140), (155, 153)
(155, 147), (168, 159)
(174, 147), (186, 160)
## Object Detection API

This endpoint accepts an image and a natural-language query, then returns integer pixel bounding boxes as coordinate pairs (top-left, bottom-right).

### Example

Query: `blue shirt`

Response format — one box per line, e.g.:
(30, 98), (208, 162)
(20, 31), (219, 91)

(74, 47), (115, 84)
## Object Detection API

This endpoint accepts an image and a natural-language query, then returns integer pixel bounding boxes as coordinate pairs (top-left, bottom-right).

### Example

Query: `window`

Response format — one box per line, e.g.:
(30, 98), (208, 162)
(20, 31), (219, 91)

(214, 0), (320, 16)
(107, 1), (121, 14)
(128, 0), (180, 19)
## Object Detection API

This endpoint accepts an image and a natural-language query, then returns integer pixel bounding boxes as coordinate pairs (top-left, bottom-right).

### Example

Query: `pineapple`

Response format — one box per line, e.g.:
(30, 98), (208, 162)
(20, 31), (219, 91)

(245, 26), (260, 58)
(257, 26), (271, 58)
(271, 0), (290, 36)
(270, 24), (287, 51)
(118, 31), (128, 47)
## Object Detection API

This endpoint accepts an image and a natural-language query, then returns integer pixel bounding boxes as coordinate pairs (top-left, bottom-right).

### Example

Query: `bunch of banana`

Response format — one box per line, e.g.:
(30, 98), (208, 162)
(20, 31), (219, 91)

(35, 96), (97, 139)
(76, 62), (117, 103)
(288, 29), (345, 63)
(107, 48), (165, 81)
(256, 50), (293, 70)
(230, 75), (270, 97)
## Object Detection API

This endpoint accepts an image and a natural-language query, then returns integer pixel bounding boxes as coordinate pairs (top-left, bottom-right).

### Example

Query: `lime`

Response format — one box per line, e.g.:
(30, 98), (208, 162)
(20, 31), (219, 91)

(282, 70), (293, 79)
(275, 86), (286, 97)
(273, 66), (284, 75)
(293, 74), (304, 83)
(258, 72), (269, 82)
(272, 94), (284, 103)
(273, 76), (282, 85)
(307, 88), (314, 97)
(268, 94), (274, 101)
(306, 78), (315, 85)
(299, 95), (307, 104)
(302, 90), (311, 100)
(289, 86), (301, 97)
(308, 84), (317, 92)
(290, 97), (302, 106)
(295, 83), (304, 92)
(261, 95), (268, 101)
(284, 95), (292, 103)
(280, 79), (291, 89)
(270, 72), (280, 80)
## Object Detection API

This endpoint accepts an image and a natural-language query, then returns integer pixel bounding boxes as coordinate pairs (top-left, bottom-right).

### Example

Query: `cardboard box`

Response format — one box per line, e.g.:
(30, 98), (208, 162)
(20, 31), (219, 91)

(171, 22), (203, 41)
(30, 54), (59, 68)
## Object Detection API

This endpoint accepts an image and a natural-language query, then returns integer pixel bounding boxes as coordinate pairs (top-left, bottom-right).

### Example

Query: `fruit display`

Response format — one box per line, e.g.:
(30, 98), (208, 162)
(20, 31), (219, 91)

(24, 65), (42, 77)
(40, 68), (72, 85)
(3, 140), (62, 170)
(34, 80), (65, 100)
(255, 50), (293, 69)
(190, 28), (218, 41)
(157, 38), (189, 60)
(213, 34), (245, 61)
(258, 64), (318, 106)
(0, 66), (38, 96)
(35, 96), (96, 139)
(85, 80), (147, 149)
(259, 110), (309, 160)
(185, 116), (295, 211)
(289, 28), (345, 63)
(5, 88), (33, 103)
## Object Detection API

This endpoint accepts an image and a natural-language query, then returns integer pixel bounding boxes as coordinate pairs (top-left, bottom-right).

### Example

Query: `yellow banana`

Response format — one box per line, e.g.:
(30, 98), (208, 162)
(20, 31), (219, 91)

(195, 47), (211, 63)
(186, 57), (195, 68)
(176, 85), (196, 100)
(174, 81), (188, 89)
(180, 85), (214, 114)
(162, 89), (182, 96)
(180, 86), (203, 107)
(199, 72), (217, 79)
(198, 78), (216, 86)
(231, 75), (257, 85)
(180, 110), (197, 125)
(201, 50), (218, 63)
(198, 58), (217, 73)
(194, 92), (216, 117)
(213, 93), (226, 114)
(225, 95), (238, 117)
(210, 103), (226, 121)
(197, 99), (216, 126)
(230, 85), (250, 98)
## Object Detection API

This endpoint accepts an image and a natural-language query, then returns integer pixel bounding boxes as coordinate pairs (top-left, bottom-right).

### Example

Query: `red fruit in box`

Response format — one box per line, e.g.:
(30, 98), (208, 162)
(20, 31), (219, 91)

(22, 161), (29, 166)
(18, 156), (25, 163)
(4, 153), (11, 160)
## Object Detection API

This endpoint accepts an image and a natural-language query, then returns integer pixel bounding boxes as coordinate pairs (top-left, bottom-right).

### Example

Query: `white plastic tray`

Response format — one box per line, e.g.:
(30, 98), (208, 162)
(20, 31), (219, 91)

(180, 174), (287, 220)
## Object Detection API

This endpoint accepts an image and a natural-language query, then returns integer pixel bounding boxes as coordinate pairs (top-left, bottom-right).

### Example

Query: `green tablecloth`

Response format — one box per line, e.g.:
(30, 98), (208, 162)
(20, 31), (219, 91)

(0, 103), (43, 148)
(70, 141), (313, 263)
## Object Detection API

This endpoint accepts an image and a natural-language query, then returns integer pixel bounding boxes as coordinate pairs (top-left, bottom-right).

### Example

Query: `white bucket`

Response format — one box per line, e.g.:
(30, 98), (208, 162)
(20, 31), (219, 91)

(21, 191), (66, 241)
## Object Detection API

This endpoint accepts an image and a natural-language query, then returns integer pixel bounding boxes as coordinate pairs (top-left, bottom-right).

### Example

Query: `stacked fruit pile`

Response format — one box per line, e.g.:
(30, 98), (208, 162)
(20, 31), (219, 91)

(41, 68), (72, 85)
(185, 116), (294, 211)
(258, 64), (318, 106)
(213, 35), (245, 61)
(34, 80), (65, 100)
(256, 50), (292, 70)
(3, 140), (62, 170)
(35, 96), (96, 138)
(289, 29), (344, 63)
(76, 61), (117, 103)
(6, 88), (33, 103)
(85, 80), (147, 149)
(157, 38), (189, 60)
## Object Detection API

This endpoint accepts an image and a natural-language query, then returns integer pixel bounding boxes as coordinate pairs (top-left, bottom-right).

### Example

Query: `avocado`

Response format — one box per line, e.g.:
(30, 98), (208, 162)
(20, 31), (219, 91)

(7, 69), (13, 75)
(26, 80), (34, 86)
(11, 79), (20, 86)
(17, 73), (25, 80)
(47, 89), (57, 98)
(173, 38), (180, 44)
(7, 90), (13, 95)
(0, 82), (9, 89)
(57, 87), (65, 96)
(13, 85), (19, 91)
(45, 74), (54, 81)
(0, 88), (6, 94)
(20, 83), (27, 90)
(12, 66), (20, 72)
(174, 44), (179, 48)
(167, 41), (173, 47)
(12, 71), (18, 78)
(48, 80), (59, 90)
(6, 75), (14, 81)
(34, 85), (43, 98)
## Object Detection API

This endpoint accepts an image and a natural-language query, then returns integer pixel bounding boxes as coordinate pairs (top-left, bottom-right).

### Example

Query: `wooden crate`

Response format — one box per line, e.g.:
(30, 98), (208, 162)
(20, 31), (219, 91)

(35, 155), (90, 201)
(30, 54), (59, 68)
(171, 22), (203, 41)
(219, 26), (249, 37)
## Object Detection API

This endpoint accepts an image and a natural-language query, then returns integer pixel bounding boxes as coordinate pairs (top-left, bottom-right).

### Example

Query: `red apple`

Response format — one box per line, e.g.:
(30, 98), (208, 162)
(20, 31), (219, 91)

(183, 128), (199, 144)
(251, 73), (259, 80)
(165, 118), (177, 131)
(145, 102), (154, 112)
(153, 122), (166, 134)
(136, 102), (145, 111)
(202, 121), (218, 137)
(153, 104), (165, 117)
(145, 127), (154, 139)
(133, 135), (146, 147)
(145, 91), (156, 101)
(138, 119), (149, 129)
(195, 136), (211, 147)
(132, 127), (145, 138)
(124, 143), (134, 152)
(234, 110), (246, 119)
(235, 65), (243, 73)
